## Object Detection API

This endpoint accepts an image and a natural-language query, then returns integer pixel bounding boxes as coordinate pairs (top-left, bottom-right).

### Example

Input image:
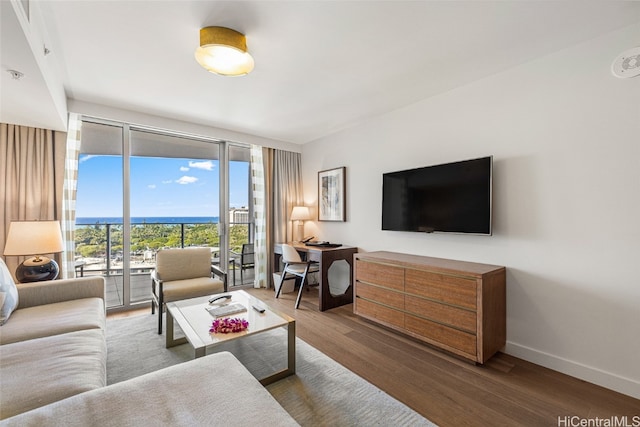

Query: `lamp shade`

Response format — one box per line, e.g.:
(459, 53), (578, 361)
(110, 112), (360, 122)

(3, 220), (64, 256)
(195, 26), (255, 76)
(290, 206), (311, 221)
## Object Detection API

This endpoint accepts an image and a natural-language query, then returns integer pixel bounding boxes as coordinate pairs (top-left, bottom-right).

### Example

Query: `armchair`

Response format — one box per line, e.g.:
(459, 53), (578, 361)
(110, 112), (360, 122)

(151, 247), (226, 334)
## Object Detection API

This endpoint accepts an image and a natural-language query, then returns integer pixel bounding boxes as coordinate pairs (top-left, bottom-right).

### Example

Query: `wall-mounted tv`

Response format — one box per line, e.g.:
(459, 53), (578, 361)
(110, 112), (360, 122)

(382, 156), (492, 235)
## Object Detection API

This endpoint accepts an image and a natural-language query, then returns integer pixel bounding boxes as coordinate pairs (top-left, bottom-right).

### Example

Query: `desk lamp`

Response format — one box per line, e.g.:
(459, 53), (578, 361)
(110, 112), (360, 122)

(3, 220), (64, 282)
(290, 206), (311, 242)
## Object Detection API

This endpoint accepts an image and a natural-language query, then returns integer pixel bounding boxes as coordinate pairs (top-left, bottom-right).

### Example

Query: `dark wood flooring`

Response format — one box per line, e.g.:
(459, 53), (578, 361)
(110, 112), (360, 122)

(245, 287), (640, 427)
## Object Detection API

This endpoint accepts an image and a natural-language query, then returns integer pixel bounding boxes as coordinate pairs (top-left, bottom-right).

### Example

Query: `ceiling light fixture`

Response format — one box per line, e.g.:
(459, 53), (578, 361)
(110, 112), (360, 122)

(195, 26), (254, 76)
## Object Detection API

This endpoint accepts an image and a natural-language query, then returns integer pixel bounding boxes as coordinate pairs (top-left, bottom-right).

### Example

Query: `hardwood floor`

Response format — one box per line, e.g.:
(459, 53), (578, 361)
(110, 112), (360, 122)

(110, 288), (640, 426)
(245, 287), (639, 426)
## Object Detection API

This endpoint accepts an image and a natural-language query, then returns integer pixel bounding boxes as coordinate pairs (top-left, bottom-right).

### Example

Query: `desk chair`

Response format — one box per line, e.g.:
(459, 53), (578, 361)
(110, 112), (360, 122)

(275, 244), (319, 309)
(151, 247), (227, 334)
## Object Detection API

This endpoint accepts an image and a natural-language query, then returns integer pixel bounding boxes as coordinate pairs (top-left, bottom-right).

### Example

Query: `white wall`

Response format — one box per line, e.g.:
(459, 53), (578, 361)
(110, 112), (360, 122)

(301, 23), (640, 399)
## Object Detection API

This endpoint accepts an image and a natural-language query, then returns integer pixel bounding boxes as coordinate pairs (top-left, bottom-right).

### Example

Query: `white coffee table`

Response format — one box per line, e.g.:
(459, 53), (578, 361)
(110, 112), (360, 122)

(165, 290), (295, 385)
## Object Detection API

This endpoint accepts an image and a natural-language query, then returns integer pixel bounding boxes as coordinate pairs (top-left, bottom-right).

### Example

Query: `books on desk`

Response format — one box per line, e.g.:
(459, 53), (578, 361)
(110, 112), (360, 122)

(304, 241), (342, 248)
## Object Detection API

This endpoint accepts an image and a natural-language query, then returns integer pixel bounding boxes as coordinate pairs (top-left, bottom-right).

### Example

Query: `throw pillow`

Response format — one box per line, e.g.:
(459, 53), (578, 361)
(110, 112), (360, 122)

(0, 258), (19, 325)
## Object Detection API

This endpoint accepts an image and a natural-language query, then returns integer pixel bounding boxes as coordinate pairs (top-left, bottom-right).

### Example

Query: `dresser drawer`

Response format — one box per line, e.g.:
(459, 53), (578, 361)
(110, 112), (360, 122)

(405, 314), (476, 357)
(405, 295), (476, 333)
(405, 269), (476, 310)
(355, 260), (404, 291)
(355, 298), (405, 329)
(356, 282), (404, 310)
(353, 252), (505, 364)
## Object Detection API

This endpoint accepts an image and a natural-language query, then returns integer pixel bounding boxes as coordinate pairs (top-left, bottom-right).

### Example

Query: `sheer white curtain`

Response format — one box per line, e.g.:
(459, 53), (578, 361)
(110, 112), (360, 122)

(0, 123), (66, 279)
(250, 145), (267, 288)
(61, 114), (82, 278)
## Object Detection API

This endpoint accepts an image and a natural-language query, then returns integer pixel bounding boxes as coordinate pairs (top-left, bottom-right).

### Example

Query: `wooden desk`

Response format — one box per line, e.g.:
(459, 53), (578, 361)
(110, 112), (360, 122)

(274, 242), (358, 311)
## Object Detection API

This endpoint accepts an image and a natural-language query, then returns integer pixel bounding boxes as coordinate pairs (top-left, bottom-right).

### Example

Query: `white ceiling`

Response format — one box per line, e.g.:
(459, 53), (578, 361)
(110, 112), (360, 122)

(2, 1), (639, 144)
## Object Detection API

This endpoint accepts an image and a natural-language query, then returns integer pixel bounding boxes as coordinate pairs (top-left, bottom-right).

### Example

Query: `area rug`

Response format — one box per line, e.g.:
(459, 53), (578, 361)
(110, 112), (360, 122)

(107, 314), (435, 426)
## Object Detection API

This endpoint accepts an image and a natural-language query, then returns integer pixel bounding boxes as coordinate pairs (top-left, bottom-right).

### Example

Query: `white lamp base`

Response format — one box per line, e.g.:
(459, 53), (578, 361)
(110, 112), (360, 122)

(295, 221), (305, 242)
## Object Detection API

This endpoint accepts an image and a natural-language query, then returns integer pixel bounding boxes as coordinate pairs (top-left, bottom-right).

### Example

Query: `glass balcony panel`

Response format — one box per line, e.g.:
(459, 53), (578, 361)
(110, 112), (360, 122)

(228, 146), (253, 286)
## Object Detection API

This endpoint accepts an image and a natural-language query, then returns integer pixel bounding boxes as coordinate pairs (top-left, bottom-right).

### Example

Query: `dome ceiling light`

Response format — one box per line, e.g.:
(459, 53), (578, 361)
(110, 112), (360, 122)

(195, 26), (254, 76)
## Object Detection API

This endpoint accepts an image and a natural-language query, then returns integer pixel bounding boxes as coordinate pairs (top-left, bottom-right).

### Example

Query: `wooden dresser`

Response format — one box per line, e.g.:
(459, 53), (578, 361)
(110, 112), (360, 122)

(353, 251), (506, 363)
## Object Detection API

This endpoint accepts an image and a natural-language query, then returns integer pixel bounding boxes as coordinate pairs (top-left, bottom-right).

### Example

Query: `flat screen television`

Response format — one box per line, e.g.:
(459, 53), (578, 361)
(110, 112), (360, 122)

(382, 156), (492, 235)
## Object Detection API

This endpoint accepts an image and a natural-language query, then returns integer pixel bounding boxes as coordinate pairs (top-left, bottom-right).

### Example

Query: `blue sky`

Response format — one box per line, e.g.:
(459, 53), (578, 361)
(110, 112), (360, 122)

(76, 155), (249, 218)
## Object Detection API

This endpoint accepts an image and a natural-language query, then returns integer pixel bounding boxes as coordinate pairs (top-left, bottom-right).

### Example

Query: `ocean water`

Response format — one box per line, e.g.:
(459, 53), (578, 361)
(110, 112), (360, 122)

(76, 217), (219, 225)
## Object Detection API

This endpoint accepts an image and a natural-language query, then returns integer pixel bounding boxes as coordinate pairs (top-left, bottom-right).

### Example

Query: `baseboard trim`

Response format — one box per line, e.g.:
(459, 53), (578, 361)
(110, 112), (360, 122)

(504, 341), (640, 400)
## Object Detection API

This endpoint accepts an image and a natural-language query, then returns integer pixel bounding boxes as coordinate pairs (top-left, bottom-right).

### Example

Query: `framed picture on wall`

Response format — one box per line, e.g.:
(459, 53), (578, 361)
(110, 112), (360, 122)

(318, 167), (346, 221)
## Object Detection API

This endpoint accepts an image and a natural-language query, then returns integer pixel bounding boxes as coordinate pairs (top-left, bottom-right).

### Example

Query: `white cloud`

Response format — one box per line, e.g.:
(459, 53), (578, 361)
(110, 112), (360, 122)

(147, 184), (156, 189)
(161, 180), (172, 184)
(188, 160), (214, 171)
(79, 154), (99, 163)
(176, 176), (198, 185)
(180, 166), (189, 172)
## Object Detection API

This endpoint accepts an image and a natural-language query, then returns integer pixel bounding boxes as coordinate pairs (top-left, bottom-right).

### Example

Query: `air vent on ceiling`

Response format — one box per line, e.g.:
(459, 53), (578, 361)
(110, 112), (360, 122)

(611, 46), (640, 79)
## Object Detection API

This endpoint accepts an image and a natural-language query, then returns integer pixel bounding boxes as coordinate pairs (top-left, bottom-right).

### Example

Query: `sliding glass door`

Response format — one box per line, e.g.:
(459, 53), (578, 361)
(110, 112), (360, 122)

(128, 129), (221, 304)
(228, 145), (253, 286)
(75, 118), (252, 310)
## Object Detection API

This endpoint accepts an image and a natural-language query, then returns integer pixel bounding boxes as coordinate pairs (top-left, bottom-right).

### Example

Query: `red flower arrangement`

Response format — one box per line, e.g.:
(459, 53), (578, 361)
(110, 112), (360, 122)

(209, 317), (249, 334)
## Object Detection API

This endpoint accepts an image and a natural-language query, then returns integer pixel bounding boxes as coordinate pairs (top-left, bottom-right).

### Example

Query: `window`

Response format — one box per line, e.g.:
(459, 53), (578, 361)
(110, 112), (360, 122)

(75, 119), (253, 310)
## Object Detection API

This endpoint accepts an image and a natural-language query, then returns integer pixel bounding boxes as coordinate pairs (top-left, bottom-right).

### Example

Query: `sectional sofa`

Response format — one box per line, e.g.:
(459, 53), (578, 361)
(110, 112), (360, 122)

(0, 266), (297, 425)
(0, 275), (107, 419)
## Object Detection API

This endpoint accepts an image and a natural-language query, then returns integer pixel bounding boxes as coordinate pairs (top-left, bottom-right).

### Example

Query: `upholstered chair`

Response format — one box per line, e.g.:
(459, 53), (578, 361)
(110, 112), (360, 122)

(151, 247), (226, 334)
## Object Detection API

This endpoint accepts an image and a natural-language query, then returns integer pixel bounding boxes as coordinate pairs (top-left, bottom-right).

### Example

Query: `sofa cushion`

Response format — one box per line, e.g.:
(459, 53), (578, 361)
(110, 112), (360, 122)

(0, 259), (18, 326)
(0, 297), (105, 345)
(0, 329), (106, 420)
(16, 277), (105, 309)
(0, 351), (298, 426)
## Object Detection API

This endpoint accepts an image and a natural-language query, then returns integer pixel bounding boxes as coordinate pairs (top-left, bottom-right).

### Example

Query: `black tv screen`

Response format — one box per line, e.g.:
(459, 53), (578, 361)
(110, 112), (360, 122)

(382, 156), (492, 235)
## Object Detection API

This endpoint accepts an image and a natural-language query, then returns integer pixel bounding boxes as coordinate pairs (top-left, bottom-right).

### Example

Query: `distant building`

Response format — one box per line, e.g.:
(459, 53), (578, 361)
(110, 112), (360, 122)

(229, 207), (250, 224)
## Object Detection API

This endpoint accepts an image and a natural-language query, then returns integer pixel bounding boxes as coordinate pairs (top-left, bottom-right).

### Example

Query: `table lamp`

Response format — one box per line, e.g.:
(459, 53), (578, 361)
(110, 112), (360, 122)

(3, 220), (64, 282)
(290, 206), (311, 242)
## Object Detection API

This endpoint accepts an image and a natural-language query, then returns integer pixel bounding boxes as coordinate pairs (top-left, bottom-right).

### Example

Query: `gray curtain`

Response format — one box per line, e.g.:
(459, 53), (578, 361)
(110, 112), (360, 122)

(273, 150), (303, 244)
(263, 148), (274, 287)
(0, 123), (66, 280)
(265, 149), (302, 288)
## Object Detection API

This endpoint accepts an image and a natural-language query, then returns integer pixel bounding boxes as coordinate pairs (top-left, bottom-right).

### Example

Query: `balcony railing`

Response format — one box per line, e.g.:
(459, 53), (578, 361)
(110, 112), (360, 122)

(74, 221), (254, 308)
